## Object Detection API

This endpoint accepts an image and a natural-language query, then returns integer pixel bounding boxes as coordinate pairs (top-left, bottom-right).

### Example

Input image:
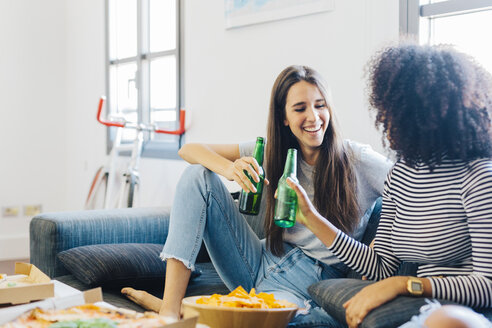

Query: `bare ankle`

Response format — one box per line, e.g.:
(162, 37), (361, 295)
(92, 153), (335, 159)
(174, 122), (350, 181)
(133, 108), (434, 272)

(160, 298), (182, 317)
(158, 308), (180, 320)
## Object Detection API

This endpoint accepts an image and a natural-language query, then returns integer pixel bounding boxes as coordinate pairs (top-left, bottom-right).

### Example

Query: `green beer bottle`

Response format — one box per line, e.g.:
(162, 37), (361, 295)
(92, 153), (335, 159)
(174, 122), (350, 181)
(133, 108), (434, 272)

(238, 137), (265, 215)
(274, 148), (298, 228)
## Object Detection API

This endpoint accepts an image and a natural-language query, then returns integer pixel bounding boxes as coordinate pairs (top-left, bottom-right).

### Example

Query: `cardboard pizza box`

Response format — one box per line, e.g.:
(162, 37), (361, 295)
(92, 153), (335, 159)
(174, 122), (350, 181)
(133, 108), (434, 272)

(0, 283), (202, 327)
(0, 262), (54, 305)
(0, 286), (102, 325)
(167, 308), (201, 328)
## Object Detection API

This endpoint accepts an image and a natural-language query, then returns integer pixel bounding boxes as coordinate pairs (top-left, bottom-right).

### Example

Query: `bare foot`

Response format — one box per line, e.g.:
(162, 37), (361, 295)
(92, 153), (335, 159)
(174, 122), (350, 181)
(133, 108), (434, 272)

(121, 287), (162, 313)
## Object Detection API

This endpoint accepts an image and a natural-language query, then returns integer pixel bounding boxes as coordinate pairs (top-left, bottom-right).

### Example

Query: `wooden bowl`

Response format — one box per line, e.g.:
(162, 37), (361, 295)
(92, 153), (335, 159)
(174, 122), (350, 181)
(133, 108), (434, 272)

(182, 296), (298, 328)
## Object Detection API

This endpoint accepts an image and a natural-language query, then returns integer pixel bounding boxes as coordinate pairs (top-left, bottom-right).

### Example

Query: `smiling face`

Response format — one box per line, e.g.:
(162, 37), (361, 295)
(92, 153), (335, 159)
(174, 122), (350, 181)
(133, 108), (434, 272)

(283, 80), (330, 163)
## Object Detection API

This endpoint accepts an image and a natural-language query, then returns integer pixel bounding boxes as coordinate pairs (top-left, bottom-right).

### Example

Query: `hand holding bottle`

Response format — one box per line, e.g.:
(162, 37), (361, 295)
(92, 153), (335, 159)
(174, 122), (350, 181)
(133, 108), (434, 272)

(285, 177), (322, 228)
(229, 157), (267, 193)
(238, 137), (269, 215)
(286, 177), (339, 248)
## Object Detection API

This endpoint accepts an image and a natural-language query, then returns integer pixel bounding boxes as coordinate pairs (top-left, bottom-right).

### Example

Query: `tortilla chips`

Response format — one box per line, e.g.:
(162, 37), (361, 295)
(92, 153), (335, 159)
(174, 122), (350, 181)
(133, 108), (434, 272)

(196, 286), (297, 309)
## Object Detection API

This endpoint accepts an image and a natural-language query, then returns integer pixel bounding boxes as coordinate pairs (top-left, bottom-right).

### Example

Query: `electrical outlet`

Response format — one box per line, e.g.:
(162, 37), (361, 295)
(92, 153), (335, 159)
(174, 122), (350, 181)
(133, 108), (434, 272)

(2, 206), (20, 218)
(23, 205), (42, 217)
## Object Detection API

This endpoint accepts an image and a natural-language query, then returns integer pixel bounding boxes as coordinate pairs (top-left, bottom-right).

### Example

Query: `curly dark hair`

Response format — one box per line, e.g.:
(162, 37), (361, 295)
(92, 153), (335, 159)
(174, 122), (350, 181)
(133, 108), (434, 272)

(367, 43), (492, 167)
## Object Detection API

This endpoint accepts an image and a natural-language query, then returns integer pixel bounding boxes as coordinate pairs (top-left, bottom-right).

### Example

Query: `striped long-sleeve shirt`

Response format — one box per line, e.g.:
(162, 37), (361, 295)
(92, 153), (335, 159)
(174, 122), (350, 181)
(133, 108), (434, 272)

(329, 158), (492, 308)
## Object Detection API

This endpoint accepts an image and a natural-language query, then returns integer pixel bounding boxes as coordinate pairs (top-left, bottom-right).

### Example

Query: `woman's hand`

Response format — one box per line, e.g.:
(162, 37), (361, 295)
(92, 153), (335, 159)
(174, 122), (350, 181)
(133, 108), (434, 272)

(343, 277), (407, 327)
(285, 177), (339, 247)
(285, 177), (320, 227)
(226, 157), (269, 192)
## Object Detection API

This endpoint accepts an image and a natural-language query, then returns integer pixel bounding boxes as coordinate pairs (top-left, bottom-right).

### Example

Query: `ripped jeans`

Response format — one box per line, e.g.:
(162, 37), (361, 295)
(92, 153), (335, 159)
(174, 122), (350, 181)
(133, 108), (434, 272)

(161, 165), (345, 327)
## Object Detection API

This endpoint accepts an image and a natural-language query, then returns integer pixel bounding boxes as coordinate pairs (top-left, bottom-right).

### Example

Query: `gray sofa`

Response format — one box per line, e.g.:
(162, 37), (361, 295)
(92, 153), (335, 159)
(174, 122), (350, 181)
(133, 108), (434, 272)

(29, 199), (491, 327)
(30, 207), (231, 312)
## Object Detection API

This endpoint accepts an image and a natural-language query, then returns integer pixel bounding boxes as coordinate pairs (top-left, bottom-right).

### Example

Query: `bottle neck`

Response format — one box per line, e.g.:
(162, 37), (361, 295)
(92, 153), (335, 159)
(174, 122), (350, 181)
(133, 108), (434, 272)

(253, 138), (265, 166)
(282, 149), (297, 177)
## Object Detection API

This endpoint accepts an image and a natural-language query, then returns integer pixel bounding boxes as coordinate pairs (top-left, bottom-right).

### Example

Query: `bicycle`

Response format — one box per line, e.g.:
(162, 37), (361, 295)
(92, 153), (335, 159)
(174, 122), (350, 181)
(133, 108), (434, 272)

(85, 96), (186, 209)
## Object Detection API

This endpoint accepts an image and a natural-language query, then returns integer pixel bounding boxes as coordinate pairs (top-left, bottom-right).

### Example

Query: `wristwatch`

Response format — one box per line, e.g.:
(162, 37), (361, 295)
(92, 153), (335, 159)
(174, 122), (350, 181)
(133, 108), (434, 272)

(407, 277), (424, 296)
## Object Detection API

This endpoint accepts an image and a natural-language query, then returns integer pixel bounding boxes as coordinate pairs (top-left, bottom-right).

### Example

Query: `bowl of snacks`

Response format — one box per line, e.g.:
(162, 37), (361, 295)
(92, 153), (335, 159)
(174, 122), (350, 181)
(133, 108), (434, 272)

(181, 286), (298, 328)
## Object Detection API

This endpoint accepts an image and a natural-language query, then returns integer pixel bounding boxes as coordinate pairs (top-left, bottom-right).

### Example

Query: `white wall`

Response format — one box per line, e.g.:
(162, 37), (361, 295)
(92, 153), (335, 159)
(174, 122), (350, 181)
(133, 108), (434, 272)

(182, 1), (398, 149)
(0, 0), (67, 259)
(65, 1), (108, 211)
(0, 0), (399, 260)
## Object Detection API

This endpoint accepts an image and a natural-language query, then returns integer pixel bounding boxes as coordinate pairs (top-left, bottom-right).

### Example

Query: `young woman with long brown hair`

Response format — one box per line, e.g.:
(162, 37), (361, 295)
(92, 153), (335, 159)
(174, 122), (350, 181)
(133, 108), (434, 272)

(123, 65), (392, 327)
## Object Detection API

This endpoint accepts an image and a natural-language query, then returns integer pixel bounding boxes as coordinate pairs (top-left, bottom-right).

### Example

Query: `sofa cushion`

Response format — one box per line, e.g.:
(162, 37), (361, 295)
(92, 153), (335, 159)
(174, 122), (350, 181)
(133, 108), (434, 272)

(57, 243), (199, 287)
(308, 278), (459, 328)
(54, 262), (230, 313)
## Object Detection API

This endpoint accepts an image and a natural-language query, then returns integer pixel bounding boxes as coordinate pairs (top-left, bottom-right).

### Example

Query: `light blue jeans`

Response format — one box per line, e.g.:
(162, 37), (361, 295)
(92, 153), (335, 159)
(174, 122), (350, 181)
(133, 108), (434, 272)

(161, 165), (346, 327)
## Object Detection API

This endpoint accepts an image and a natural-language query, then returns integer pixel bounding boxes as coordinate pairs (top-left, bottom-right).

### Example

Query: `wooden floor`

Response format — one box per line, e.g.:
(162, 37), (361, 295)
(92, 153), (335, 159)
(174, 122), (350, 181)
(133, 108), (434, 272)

(0, 259), (29, 274)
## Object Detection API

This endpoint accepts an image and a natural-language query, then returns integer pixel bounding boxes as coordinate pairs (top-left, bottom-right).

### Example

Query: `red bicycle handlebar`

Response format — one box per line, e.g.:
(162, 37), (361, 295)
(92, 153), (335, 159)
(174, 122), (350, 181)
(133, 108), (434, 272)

(155, 109), (186, 135)
(96, 96), (186, 135)
(97, 96), (124, 128)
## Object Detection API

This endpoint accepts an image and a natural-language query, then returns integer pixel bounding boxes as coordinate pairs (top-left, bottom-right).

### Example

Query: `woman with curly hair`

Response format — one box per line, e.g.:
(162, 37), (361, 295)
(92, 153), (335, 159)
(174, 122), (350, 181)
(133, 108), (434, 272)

(287, 44), (492, 327)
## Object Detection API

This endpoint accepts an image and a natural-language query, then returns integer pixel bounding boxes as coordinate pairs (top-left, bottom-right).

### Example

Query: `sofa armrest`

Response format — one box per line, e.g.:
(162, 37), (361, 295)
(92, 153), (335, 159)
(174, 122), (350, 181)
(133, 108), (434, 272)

(30, 207), (170, 278)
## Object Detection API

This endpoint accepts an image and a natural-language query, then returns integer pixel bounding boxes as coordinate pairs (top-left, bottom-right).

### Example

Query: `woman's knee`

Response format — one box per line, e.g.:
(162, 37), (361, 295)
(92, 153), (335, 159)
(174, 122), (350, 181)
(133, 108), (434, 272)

(424, 305), (491, 328)
(177, 165), (224, 195)
(179, 164), (210, 186)
(182, 164), (209, 181)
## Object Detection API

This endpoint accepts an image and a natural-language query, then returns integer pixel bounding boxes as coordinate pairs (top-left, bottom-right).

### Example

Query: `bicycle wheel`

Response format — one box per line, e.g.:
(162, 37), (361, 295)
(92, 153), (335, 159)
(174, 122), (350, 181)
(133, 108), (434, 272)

(85, 166), (108, 210)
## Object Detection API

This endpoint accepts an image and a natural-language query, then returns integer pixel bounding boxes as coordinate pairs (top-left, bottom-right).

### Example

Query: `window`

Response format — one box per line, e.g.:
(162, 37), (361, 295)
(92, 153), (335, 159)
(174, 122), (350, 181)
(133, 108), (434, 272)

(106, 0), (182, 158)
(400, 0), (492, 73)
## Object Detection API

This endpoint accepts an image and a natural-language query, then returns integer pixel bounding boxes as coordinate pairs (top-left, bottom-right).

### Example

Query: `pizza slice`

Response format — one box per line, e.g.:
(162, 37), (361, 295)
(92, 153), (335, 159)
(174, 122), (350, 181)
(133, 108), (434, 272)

(1, 304), (173, 328)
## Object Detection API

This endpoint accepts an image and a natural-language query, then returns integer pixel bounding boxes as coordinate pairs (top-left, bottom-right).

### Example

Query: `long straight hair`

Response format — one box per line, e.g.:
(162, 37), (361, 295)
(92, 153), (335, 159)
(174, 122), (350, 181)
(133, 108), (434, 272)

(264, 65), (359, 256)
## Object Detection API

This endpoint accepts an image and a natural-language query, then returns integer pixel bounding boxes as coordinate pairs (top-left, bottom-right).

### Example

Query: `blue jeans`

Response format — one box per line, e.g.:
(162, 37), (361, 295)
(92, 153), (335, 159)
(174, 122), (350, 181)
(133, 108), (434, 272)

(161, 165), (345, 327)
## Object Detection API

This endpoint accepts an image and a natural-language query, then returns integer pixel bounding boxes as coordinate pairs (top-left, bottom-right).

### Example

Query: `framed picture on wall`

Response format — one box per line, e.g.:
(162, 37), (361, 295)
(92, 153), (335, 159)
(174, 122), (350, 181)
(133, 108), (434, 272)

(224, 0), (335, 29)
